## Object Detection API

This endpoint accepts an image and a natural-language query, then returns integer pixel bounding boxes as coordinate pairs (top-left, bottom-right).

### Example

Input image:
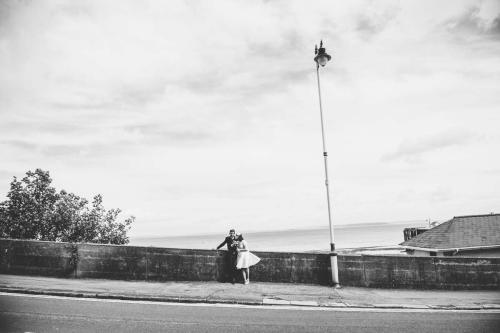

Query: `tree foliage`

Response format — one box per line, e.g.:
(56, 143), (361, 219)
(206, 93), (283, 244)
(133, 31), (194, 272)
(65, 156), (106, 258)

(0, 169), (134, 244)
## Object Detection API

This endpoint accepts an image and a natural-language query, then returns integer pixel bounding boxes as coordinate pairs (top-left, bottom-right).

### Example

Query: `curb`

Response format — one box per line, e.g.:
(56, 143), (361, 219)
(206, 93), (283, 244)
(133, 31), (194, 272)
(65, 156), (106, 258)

(0, 287), (498, 311)
(0, 287), (263, 306)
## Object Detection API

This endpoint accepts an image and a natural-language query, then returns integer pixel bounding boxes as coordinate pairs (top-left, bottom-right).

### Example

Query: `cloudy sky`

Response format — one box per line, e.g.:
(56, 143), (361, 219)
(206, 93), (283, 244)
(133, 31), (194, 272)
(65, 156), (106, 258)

(1, 0), (499, 237)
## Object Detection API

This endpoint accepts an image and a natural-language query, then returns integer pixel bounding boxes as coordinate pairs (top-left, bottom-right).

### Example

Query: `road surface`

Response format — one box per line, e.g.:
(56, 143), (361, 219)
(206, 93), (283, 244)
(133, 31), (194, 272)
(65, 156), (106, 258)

(0, 293), (498, 332)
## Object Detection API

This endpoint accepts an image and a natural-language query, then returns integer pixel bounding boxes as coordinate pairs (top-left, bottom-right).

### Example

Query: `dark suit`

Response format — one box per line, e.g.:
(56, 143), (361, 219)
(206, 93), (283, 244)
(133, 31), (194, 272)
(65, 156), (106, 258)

(217, 236), (238, 282)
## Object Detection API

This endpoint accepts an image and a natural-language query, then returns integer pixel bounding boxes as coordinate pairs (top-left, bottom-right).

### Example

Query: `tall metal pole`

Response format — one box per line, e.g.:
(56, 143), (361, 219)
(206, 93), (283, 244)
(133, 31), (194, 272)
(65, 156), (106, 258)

(315, 62), (339, 287)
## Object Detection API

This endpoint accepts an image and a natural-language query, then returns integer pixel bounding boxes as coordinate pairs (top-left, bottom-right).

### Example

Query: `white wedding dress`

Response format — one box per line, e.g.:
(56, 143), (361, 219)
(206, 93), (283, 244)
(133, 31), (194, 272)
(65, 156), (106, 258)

(236, 240), (260, 269)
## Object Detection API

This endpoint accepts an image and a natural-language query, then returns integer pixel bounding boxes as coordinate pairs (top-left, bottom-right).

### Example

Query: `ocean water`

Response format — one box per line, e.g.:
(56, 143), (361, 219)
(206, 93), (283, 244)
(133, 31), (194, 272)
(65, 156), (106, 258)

(131, 220), (429, 252)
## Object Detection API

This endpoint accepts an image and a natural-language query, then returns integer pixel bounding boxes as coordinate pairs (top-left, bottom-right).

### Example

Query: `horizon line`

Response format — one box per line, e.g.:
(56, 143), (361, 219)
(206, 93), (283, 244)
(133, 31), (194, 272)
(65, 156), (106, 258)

(131, 218), (433, 239)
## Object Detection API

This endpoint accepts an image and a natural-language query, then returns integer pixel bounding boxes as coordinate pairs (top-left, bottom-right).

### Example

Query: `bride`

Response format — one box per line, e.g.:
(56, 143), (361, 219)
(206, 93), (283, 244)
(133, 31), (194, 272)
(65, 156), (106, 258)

(235, 234), (260, 284)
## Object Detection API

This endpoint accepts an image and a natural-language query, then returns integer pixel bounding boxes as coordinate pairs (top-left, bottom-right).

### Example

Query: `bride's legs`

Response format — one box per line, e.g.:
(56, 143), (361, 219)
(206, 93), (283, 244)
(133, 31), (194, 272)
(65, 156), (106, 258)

(245, 268), (250, 282)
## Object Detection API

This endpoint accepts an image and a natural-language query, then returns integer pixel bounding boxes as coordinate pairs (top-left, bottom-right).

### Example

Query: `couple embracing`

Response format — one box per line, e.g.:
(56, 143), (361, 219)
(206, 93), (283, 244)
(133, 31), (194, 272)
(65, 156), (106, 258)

(216, 229), (260, 284)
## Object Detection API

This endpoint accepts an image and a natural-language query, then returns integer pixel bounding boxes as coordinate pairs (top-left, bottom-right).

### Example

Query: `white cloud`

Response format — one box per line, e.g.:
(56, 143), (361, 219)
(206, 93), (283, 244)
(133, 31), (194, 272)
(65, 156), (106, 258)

(0, 0), (499, 237)
(382, 129), (476, 162)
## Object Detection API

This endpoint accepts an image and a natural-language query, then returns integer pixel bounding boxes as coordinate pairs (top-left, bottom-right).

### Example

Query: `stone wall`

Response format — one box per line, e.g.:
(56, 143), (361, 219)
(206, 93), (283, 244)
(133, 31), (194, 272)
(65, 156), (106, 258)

(0, 239), (498, 289)
(0, 238), (76, 278)
(338, 255), (499, 289)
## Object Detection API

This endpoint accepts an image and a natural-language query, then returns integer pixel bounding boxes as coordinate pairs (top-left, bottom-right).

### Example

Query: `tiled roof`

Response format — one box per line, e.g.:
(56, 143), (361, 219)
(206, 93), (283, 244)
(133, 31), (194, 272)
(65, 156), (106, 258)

(399, 214), (500, 250)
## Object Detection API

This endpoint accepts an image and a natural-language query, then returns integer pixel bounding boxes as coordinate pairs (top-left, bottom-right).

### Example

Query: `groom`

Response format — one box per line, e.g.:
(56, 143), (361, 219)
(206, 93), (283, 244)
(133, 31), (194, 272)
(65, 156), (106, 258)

(216, 229), (238, 283)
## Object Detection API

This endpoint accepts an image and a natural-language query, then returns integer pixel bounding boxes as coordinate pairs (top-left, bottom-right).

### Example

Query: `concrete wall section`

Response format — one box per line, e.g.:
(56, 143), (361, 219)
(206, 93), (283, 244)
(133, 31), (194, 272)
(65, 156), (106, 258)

(338, 255), (500, 289)
(74, 244), (226, 282)
(433, 257), (499, 289)
(0, 239), (76, 277)
(339, 255), (434, 289)
(76, 245), (330, 284)
(77, 243), (149, 280)
(251, 251), (330, 285)
(145, 247), (223, 282)
(0, 239), (498, 290)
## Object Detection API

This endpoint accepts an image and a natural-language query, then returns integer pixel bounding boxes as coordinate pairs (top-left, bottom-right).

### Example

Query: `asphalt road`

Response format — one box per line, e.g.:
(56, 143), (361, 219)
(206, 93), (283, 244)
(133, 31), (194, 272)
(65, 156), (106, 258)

(0, 293), (499, 333)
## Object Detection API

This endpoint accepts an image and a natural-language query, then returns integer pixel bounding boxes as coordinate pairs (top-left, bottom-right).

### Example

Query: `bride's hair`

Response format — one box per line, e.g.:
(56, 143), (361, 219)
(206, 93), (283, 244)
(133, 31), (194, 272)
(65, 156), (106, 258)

(237, 234), (244, 241)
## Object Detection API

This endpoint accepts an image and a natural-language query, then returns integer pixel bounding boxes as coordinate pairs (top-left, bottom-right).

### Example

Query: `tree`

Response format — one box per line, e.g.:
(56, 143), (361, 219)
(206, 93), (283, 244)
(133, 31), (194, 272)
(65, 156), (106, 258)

(0, 169), (134, 245)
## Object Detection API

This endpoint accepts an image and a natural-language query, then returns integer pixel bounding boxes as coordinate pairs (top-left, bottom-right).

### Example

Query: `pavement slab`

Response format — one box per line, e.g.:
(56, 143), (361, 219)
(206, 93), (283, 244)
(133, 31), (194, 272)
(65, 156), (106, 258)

(0, 274), (499, 311)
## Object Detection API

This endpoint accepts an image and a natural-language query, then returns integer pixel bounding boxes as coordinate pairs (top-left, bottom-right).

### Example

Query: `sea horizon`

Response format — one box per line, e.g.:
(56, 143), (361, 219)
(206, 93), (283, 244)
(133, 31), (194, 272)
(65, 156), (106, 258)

(130, 219), (431, 252)
(131, 219), (431, 239)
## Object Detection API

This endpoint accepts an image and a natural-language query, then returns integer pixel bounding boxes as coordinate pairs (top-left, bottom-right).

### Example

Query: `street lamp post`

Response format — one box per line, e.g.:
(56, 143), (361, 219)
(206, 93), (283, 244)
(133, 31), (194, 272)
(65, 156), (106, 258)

(314, 40), (339, 287)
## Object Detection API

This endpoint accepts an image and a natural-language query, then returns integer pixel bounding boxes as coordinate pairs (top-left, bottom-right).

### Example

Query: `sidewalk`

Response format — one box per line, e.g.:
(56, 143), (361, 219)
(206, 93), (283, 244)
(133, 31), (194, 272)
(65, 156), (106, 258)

(1, 274), (499, 310)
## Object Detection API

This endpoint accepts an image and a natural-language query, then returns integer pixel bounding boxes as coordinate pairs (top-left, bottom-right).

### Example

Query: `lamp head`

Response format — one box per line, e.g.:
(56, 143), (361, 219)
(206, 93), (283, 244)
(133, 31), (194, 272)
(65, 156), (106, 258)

(314, 40), (331, 67)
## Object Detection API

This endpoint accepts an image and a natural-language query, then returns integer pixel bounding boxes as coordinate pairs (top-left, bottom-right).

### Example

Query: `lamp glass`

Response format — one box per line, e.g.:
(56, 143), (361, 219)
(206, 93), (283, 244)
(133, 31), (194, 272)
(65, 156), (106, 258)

(318, 55), (328, 67)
